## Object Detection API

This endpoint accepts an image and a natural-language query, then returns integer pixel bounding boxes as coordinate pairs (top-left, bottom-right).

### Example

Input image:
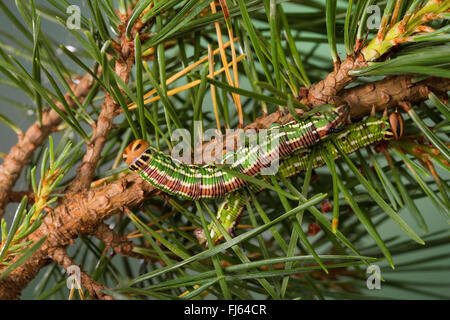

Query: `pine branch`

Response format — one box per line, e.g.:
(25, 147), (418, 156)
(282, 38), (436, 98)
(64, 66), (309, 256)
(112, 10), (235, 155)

(93, 222), (154, 262)
(0, 0), (449, 300)
(0, 72), (93, 217)
(342, 76), (450, 119)
(197, 75), (450, 163)
(0, 173), (158, 299)
(299, 54), (368, 106)
(68, 20), (141, 192)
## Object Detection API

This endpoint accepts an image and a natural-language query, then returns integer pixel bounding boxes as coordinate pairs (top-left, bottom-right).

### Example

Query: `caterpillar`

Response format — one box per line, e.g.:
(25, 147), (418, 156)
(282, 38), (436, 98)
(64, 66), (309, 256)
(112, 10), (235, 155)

(123, 104), (349, 200)
(194, 114), (395, 246)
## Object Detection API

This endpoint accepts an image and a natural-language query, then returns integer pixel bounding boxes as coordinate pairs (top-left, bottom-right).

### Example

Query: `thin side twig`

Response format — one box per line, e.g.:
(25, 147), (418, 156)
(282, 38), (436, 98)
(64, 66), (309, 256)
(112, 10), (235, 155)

(0, 173), (158, 299)
(93, 222), (154, 262)
(68, 30), (137, 192)
(52, 247), (114, 300)
(0, 73), (94, 217)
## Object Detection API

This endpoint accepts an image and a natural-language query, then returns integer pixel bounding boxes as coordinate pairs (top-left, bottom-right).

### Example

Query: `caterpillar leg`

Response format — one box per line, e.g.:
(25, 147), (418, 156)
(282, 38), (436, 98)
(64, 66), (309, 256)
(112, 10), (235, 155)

(194, 192), (246, 247)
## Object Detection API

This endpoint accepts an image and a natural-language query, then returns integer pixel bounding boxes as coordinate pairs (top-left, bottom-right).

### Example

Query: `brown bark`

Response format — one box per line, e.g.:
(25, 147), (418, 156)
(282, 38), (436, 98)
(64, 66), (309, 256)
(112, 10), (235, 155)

(341, 76), (450, 119)
(69, 36), (135, 192)
(299, 54), (368, 106)
(0, 173), (158, 299)
(0, 45), (449, 298)
(0, 73), (93, 217)
(93, 222), (153, 262)
(198, 76), (450, 163)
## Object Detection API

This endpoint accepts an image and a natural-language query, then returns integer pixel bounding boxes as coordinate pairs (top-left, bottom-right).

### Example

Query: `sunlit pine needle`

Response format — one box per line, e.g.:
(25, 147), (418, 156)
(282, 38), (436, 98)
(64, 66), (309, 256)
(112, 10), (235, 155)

(208, 45), (221, 133)
(127, 38), (240, 109)
(210, 1), (244, 127)
(126, 54), (246, 110)
(178, 285), (201, 298)
(218, 0), (243, 126)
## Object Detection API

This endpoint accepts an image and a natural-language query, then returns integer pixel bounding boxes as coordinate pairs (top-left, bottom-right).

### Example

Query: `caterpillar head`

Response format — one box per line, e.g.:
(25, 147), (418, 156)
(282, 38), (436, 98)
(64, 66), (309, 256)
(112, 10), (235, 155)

(194, 227), (226, 248)
(313, 104), (350, 136)
(123, 139), (150, 166)
(388, 111), (404, 140)
(379, 110), (404, 141)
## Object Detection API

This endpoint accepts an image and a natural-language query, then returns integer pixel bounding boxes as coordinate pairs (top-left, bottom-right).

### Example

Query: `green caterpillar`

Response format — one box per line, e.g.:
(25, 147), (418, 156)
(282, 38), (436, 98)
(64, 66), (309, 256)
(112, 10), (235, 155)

(194, 115), (394, 246)
(123, 104), (349, 200)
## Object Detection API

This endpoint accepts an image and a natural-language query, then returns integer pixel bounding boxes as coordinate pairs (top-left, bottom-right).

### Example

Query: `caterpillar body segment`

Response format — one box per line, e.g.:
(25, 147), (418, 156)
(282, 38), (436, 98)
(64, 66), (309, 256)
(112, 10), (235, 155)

(279, 115), (390, 178)
(195, 115), (392, 246)
(124, 104), (349, 200)
(133, 149), (247, 200)
(224, 104), (348, 176)
(194, 192), (247, 245)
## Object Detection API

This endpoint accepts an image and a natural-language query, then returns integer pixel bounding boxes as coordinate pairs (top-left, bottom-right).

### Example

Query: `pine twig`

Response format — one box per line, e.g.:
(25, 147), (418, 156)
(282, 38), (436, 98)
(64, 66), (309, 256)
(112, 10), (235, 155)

(68, 31), (137, 192)
(51, 247), (113, 300)
(0, 173), (158, 299)
(299, 54), (368, 106)
(341, 76), (450, 119)
(0, 73), (93, 217)
(93, 222), (153, 262)
(197, 75), (450, 163)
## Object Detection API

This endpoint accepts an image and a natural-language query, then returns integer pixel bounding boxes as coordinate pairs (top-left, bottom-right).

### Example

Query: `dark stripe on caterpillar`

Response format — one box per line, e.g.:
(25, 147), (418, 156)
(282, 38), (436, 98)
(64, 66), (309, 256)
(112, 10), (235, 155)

(123, 104), (349, 200)
(195, 115), (392, 246)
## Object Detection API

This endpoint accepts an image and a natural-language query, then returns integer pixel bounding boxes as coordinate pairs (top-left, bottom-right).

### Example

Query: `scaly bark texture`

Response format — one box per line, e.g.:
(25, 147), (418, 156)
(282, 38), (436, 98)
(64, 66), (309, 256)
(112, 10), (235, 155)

(197, 75), (450, 163)
(68, 24), (136, 192)
(0, 173), (158, 299)
(93, 222), (154, 262)
(299, 54), (368, 106)
(341, 76), (450, 119)
(0, 73), (93, 217)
